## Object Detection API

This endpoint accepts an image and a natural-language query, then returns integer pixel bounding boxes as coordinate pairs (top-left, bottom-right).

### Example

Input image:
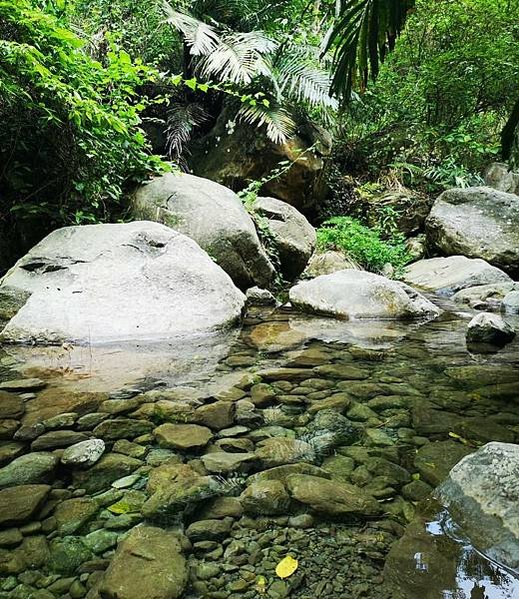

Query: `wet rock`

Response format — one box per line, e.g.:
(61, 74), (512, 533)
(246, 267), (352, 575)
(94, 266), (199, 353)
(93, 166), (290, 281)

(199, 497), (243, 520)
(153, 423), (213, 450)
(93, 418), (154, 442)
(285, 475), (381, 517)
(414, 441), (473, 487)
(401, 480), (433, 502)
(303, 250), (358, 278)
(0, 419), (20, 440)
(54, 497), (98, 535)
(252, 196), (316, 279)
(249, 463), (331, 485)
(194, 401), (234, 431)
(61, 439), (106, 469)
(426, 187), (519, 275)
(241, 480), (291, 516)
(0, 222), (245, 344)
(466, 312), (515, 346)
(412, 405), (462, 436)
(112, 439), (147, 459)
(0, 392), (24, 419)
(31, 430), (90, 451)
(0, 484), (50, 526)
(186, 518), (232, 542)
(436, 442), (519, 570)
(453, 417), (515, 444)
(73, 454), (142, 494)
(503, 290), (519, 314)
(48, 537), (94, 574)
(452, 282), (519, 310)
(0, 452), (58, 488)
(0, 378), (45, 391)
(255, 438), (315, 468)
(201, 451), (255, 474)
(246, 286), (278, 306)
(403, 256), (511, 296)
(0, 442), (25, 467)
(290, 270), (440, 319)
(132, 173), (274, 289)
(322, 455), (356, 482)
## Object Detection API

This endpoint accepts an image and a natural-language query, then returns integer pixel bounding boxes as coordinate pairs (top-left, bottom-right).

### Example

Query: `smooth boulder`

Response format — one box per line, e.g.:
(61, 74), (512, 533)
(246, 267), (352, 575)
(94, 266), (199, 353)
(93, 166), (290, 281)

(426, 187), (519, 275)
(403, 256), (511, 296)
(252, 196), (316, 279)
(289, 269), (440, 320)
(436, 442), (519, 570)
(466, 312), (516, 347)
(453, 282), (519, 310)
(484, 162), (519, 195)
(0, 222), (245, 344)
(303, 250), (358, 278)
(131, 173), (274, 289)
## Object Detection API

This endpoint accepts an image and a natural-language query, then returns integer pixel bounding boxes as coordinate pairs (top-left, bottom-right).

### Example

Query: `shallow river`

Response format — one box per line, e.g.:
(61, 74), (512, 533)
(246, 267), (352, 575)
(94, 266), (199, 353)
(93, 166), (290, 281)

(0, 302), (517, 599)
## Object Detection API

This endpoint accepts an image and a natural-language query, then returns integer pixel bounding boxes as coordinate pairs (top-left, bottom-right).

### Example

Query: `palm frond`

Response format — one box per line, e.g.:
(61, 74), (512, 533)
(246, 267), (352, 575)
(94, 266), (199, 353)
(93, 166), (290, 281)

(198, 30), (276, 84)
(162, 2), (220, 55)
(165, 102), (209, 162)
(326, 0), (415, 102)
(237, 102), (295, 144)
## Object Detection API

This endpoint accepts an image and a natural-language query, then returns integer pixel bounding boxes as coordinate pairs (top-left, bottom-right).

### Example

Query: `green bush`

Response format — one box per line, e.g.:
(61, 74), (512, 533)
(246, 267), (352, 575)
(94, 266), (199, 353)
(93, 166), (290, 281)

(0, 0), (165, 235)
(316, 216), (411, 275)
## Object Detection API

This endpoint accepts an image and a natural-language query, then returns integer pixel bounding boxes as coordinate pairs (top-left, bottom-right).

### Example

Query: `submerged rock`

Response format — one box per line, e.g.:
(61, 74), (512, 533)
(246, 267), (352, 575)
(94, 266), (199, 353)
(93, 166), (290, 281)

(240, 480), (291, 516)
(0, 484), (50, 526)
(0, 221), (245, 344)
(289, 269), (440, 319)
(426, 187), (519, 275)
(436, 442), (519, 570)
(466, 312), (516, 347)
(132, 173), (274, 289)
(414, 441), (474, 487)
(61, 439), (106, 469)
(0, 452), (58, 488)
(452, 282), (519, 310)
(403, 256), (511, 296)
(252, 196), (316, 279)
(98, 525), (188, 599)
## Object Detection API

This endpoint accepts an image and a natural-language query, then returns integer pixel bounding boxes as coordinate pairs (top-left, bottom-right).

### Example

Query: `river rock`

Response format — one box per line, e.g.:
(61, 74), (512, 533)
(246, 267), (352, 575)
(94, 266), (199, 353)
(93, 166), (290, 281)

(503, 290), (519, 314)
(72, 453), (142, 494)
(289, 269), (440, 319)
(131, 173), (274, 289)
(0, 484), (50, 526)
(53, 497), (98, 535)
(153, 423), (213, 450)
(0, 222), (245, 344)
(285, 474), (381, 517)
(414, 441), (473, 487)
(240, 480), (291, 515)
(484, 162), (519, 195)
(99, 525), (188, 599)
(252, 196), (316, 279)
(31, 430), (89, 451)
(255, 437), (316, 468)
(436, 442), (519, 570)
(426, 187), (519, 275)
(0, 452), (58, 488)
(452, 282), (519, 310)
(466, 312), (516, 347)
(61, 439), (105, 469)
(186, 518), (232, 542)
(93, 418), (155, 441)
(245, 286), (278, 306)
(403, 256), (512, 296)
(0, 392), (24, 419)
(200, 451), (255, 474)
(303, 250), (358, 278)
(194, 401), (234, 431)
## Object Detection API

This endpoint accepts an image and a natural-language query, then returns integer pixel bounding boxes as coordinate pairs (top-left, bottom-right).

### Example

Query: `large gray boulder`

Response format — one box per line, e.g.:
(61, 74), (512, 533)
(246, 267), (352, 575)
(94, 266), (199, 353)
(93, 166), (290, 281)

(466, 312), (516, 347)
(426, 187), (519, 275)
(289, 269), (440, 320)
(453, 282), (519, 310)
(484, 162), (519, 195)
(131, 173), (275, 289)
(403, 256), (512, 296)
(436, 442), (519, 571)
(0, 222), (245, 345)
(252, 196), (316, 280)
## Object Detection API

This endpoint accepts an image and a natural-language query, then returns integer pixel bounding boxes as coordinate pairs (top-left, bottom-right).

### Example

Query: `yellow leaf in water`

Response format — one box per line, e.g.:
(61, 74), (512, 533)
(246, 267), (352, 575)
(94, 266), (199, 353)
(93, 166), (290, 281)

(276, 555), (298, 579)
(256, 575), (267, 594)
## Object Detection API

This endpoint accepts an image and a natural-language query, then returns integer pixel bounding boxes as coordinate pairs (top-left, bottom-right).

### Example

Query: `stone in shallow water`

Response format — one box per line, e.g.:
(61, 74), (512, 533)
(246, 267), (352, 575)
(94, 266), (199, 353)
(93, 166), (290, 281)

(31, 430), (90, 451)
(414, 441), (473, 487)
(255, 438), (315, 468)
(241, 480), (291, 516)
(72, 453), (142, 494)
(436, 442), (519, 570)
(0, 452), (58, 488)
(466, 312), (516, 346)
(153, 423), (213, 450)
(186, 518), (232, 542)
(0, 378), (46, 391)
(0, 484), (50, 526)
(285, 474), (381, 517)
(0, 392), (24, 419)
(194, 401), (234, 430)
(53, 497), (98, 535)
(93, 418), (155, 441)
(61, 439), (106, 468)
(201, 451), (255, 474)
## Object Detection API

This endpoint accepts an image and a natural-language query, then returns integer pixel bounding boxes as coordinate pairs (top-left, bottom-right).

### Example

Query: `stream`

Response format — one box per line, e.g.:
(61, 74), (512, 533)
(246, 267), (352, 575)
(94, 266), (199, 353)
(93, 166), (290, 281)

(0, 300), (518, 599)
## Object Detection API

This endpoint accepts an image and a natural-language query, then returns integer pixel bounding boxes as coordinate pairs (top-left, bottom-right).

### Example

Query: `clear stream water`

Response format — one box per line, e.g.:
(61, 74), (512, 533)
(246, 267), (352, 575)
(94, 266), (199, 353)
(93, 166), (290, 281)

(0, 301), (518, 599)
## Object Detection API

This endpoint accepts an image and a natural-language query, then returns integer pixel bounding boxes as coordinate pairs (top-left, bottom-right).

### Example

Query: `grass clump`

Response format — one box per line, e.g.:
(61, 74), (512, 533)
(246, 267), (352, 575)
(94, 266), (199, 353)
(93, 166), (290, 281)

(316, 216), (411, 276)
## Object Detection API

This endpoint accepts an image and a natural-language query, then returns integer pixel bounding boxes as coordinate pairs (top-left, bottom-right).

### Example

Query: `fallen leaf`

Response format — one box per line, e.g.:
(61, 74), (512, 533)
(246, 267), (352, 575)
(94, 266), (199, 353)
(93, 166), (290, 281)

(276, 555), (298, 579)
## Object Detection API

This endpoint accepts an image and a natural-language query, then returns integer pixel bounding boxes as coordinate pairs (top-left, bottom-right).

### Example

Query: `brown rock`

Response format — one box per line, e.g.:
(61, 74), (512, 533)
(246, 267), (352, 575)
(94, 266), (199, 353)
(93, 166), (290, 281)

(0, 484), (51, 526)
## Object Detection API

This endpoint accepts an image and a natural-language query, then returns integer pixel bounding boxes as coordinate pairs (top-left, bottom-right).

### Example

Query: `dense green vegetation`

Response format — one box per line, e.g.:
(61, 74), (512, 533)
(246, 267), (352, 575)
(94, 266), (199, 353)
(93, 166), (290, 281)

(1, 0), (518, 251)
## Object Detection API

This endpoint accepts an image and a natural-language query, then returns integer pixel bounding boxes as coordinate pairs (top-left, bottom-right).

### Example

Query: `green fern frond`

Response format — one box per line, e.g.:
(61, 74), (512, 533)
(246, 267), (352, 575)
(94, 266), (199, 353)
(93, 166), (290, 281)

(165, 102), (209, 161)
(237, 102), (295, 144)
(162, 2), (220, 55)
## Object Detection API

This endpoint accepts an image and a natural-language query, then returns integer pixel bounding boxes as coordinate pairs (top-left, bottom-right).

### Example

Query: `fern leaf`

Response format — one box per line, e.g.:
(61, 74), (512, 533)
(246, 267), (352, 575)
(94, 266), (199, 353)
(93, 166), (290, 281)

(162, 2), (220, 55)
(237, 103), (295, 144)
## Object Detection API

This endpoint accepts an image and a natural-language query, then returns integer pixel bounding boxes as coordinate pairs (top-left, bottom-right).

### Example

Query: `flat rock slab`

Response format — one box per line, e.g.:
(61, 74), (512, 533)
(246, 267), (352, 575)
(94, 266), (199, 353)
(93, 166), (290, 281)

(99, 525), (187, 599)
(0, 452), (58, 488)
(0, 484), (51, 526)
(153, 423), (213, 450)
(0, 221), (245, 345)
(289, 269), (440, 320)
(403, 256), (511, 296)
(414, 441), (474, 487)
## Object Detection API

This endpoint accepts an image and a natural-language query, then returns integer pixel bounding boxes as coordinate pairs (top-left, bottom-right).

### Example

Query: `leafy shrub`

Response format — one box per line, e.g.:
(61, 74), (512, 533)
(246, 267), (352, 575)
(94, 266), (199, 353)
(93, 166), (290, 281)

(0, 0), (165, 237)
(317, 216), (411, 275)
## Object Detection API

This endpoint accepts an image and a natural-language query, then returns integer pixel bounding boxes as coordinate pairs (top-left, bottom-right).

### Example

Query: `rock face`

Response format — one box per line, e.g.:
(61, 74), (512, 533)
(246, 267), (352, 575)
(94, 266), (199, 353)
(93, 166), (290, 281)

(466, 313), (516, 346)
(99, 525), (188, 599)
(426, 187), (519, 275)
(403, 256), (512, 296)
(252, 197), (316, 279)
(484, 162), (519, 195)
(0, 221), (245, 344)
(131, 173), (274, 290)
(436, 442), (519, 570)
(289, 270), (440, 320)
(453, 282), (519, 310)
